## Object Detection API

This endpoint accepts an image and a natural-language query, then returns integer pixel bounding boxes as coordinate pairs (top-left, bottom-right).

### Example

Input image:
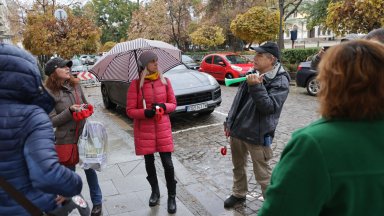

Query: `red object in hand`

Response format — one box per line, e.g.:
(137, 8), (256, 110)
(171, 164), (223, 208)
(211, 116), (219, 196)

(72, 111), (80, 121)
(87, 104), (94, 113)
(155, 106), (164, 121)
(72, 111), (84, 121)
(71, 103), (94, 121)
(221, 146), (227, 156)
(82, 109), (91, 118)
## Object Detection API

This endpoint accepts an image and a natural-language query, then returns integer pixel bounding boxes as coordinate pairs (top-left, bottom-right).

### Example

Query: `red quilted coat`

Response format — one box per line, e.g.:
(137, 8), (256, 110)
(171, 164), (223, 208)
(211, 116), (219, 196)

(126, 77), (177, 155)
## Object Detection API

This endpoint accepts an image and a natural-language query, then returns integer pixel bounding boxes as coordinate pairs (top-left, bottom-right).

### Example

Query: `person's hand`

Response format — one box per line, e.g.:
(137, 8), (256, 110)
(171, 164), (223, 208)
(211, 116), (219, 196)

(152, 103), (166, 111)
(69, 104), (82, 112)
(144, 108), (156, 118)
(246, 73), (264, 86)
(224, 128), (230, 138)
(223, 122), (230, 138)
(55, 195), (66, 205)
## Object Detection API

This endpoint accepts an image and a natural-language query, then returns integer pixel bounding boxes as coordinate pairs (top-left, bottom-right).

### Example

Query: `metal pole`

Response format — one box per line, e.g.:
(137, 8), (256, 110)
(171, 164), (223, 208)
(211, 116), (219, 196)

(278, 0), (284, 50)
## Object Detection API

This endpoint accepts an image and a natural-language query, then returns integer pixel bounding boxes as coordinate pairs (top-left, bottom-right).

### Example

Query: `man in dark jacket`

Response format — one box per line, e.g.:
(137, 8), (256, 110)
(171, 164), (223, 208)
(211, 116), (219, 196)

(223, 41), (290, 208)
(0, 43), (83, 215)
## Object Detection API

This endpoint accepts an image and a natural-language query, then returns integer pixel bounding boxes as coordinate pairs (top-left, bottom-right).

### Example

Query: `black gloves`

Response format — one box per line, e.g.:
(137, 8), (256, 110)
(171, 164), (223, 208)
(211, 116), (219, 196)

(144, 103), (166, 118)
(152, 103), (166, 111)
(144, 109), (156, 118)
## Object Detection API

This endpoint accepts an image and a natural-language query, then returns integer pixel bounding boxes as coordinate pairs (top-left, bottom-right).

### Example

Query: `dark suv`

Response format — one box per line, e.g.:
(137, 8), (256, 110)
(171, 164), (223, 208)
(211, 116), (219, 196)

(295, 61), (319, 96)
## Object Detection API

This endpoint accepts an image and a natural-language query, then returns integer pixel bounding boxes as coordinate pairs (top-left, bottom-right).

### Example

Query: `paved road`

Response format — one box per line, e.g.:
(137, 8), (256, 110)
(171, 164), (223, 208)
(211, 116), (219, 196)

(82, 84), (320, 215)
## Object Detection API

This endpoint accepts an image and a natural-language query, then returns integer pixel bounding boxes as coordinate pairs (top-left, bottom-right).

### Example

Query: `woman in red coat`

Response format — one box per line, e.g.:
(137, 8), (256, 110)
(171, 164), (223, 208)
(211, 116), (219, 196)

(126, 50), (177, 214)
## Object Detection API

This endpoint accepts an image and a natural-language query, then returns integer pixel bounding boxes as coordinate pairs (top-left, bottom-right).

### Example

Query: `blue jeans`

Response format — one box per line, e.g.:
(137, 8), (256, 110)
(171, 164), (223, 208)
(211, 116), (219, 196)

(68, 166), (102, 205)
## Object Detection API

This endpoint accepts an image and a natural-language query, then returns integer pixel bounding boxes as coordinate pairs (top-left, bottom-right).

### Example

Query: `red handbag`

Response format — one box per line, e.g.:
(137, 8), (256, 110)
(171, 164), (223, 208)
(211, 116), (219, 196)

(55, 144), (79, 166)
(55, 87), (81, 167)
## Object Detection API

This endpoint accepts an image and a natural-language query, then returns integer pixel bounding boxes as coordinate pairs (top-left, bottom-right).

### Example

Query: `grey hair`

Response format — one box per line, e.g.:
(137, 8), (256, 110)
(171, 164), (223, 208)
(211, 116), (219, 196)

(264, 53), (278, 65)
(139, 68), (167, 89)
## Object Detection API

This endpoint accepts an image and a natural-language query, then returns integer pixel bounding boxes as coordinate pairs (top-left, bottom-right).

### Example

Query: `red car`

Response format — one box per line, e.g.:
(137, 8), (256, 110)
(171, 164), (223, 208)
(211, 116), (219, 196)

(198, 53), (253, 81)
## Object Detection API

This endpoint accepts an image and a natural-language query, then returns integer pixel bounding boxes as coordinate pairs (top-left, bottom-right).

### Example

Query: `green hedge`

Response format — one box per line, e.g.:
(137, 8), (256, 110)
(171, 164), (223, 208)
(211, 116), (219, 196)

(281, 48), (319, 64)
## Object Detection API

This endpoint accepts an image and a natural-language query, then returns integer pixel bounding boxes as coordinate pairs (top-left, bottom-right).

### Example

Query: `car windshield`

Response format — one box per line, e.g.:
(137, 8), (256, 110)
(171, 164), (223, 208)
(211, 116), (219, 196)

(225, 55), (249, 64)
(166, 64), (188, 72)
(182, 55), (194, 63)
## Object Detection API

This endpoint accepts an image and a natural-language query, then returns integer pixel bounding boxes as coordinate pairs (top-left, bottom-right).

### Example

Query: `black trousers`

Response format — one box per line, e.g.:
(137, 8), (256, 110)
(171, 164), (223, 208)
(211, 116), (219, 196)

(144, 152), (176, 195)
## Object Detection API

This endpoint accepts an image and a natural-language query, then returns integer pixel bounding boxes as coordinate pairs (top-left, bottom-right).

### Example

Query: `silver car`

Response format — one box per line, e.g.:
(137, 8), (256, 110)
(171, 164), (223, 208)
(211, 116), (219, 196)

(100, 65), (222, 115)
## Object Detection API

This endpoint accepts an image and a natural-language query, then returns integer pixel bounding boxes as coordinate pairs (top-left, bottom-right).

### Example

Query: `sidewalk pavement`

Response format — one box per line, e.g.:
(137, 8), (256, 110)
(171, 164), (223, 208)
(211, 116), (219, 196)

(73, 90), (234, 216)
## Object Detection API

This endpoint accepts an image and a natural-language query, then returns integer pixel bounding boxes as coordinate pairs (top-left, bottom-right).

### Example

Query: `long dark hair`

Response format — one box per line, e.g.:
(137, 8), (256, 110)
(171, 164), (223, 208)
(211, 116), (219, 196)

(45, 72), (79, 94)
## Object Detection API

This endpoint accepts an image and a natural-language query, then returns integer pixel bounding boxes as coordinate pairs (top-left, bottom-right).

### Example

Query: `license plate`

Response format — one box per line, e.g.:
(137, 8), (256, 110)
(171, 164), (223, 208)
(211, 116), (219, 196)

(186, 103), (208, 112)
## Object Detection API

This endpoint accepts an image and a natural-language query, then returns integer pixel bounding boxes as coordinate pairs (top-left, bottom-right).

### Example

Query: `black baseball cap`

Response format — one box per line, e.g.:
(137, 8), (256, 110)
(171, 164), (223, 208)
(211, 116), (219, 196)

(250, 41), (280, 60)
(44, 57), (73, 76)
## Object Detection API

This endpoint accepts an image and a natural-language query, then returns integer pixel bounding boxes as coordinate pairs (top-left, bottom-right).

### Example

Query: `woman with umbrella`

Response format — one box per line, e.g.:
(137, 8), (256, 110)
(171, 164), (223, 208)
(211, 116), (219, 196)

(126, 50), (177, 214)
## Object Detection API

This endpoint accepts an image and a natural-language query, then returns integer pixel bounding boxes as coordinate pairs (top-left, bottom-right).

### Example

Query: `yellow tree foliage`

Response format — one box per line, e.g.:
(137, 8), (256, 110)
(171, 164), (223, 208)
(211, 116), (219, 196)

(190, 25), (225, 48)
(326, 0), (384, 35)
(100, 41), (117, 53)
(230, 6), (279, 45)
(23, 7), (100, 59)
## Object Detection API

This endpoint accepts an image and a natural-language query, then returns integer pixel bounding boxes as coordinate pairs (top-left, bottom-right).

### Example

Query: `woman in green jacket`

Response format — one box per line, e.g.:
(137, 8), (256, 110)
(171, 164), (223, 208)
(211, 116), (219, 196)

(259, 40), (384, 216)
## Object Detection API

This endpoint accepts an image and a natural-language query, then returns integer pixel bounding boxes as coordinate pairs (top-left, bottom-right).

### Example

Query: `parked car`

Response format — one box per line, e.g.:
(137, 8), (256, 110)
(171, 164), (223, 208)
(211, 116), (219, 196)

(182, 54), (200, 70)
(295, 61), (320, 96)
(100, 64), (222, 115)
(198, 53), (253, 81)
(87, 55), (97, 65)
(79, 55), (96, 65)
(70, 58), (88, 77)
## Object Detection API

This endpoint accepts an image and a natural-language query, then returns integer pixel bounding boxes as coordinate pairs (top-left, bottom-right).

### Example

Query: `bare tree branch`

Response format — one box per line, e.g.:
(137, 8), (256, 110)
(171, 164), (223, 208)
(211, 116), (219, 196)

(284, 0), (303, 21)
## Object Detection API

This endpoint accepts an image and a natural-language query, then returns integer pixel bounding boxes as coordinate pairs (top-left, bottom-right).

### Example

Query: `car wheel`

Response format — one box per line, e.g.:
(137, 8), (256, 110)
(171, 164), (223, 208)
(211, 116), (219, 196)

(101, 86), (116, 109)
(225, 73), (234, 79)
(198, 108), (215, 116)
(306, 76), (320, 96)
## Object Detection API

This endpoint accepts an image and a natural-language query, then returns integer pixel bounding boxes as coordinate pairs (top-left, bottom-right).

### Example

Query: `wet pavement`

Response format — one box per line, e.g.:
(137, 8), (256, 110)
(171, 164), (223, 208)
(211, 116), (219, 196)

(79, 84), (320, 215)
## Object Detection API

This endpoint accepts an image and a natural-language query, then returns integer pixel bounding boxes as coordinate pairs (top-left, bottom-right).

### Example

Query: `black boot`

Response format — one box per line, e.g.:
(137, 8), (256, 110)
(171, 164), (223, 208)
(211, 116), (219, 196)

(149, 186), (160, 207)
(166, 179), (177, 214)
(167, 194), (177, 214)
(160, 152), (177, 214)
(146, 176), (160, 207)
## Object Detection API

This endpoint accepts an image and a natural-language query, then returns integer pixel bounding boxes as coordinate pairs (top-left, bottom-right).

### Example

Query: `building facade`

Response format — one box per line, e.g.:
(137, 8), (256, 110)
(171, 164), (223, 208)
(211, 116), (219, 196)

(0, 0), (12, 43)
(284, 10), (334, 42)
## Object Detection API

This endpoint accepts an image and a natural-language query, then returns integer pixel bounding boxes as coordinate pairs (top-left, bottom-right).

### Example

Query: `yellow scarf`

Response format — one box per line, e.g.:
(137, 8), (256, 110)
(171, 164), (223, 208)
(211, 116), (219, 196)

(145, 71), (159, 80)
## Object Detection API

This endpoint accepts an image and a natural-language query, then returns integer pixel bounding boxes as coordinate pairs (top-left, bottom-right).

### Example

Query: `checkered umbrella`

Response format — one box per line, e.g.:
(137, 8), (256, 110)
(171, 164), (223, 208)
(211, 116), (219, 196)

(89, 38), (182, 83)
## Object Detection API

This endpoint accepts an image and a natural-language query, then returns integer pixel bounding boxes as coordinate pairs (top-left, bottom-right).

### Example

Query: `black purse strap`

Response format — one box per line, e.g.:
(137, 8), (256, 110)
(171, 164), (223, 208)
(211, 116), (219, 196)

(0, 176), (46, 216)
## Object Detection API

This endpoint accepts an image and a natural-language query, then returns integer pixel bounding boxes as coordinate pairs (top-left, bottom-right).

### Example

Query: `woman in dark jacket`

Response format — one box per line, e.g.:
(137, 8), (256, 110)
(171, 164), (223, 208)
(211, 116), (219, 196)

(0, 44), (83, 215)
(44, 57), (103, 216)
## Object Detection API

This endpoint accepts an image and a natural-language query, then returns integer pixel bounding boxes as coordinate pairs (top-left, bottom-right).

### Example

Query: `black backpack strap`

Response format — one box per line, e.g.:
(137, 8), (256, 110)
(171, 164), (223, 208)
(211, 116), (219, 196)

(0, 176), (46, 216)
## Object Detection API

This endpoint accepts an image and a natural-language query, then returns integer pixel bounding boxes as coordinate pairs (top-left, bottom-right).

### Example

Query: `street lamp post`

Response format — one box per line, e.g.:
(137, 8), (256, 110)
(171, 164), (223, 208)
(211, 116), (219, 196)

(278, 0), (284, 50)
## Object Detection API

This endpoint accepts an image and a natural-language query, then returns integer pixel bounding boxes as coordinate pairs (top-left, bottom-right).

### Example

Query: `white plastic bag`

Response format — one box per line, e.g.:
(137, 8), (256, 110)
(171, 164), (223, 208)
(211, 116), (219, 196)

(78, 120), (108, 171)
